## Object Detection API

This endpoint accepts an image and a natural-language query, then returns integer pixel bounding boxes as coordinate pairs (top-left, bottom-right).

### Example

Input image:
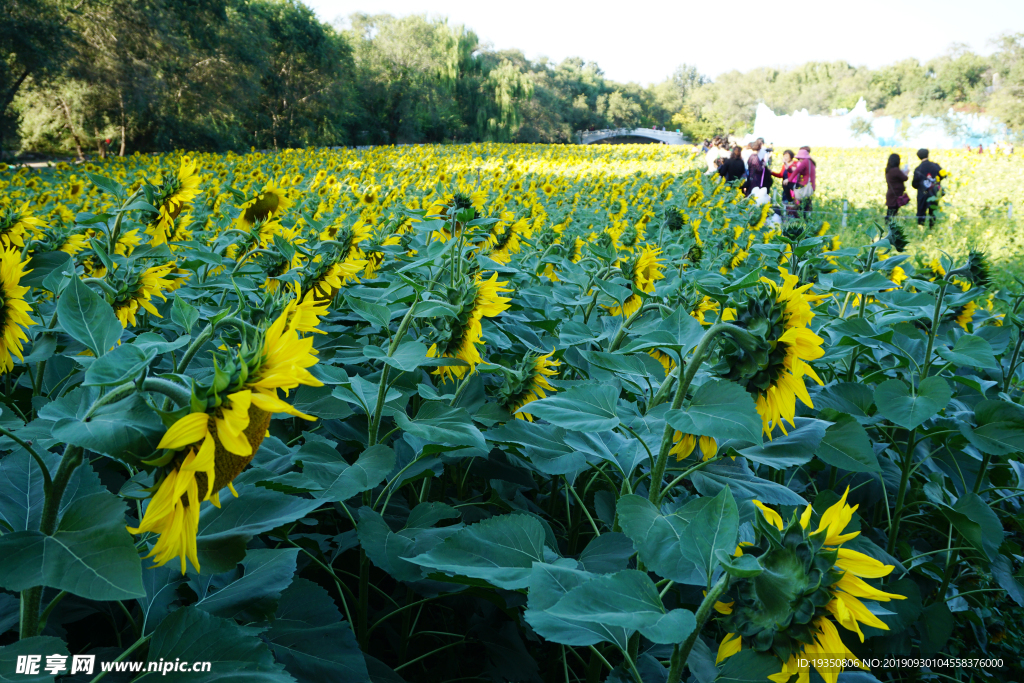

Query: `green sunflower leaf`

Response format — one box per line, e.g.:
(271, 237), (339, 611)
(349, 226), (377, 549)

(140, 607), (293, 682)
(815, 414), (880, 472)
(518, 384), (620, 431)
(665, 379), (762, 446)
(266, 579), (370, 683)
(0, 491), (145, 600)
(405, 513), (549, 589)
(56, 275), (122, 356)
(524, 563), (630, 649)
(873, 376), (951, 430)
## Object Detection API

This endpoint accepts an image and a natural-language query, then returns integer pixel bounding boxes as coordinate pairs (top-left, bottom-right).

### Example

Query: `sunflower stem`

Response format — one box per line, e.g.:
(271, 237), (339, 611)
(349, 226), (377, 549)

(0, 424), (53, 494)
(608, 303), (660, 352)
(887, 430), (917, 556)
(33, 309), (61, 398)
(667, 573), (730, 683)
(37, 591), (67, 634)
(921, 280), (949, 378)
(86, 633), (152, 683)
(1002, 328), (1024, 393)
(932, 525), (959, 603)
(177, 325), (216, 375)
(648, 324), (755, 503)
(107, 187), (144, 254)
(81, 277), (119, 297)
(649, 364), (680, 409)
(973, 452), (992, 494)
(20, 445), (83, 639)
(368, 263), (446, 448)
(656, 455), (721, 505)
(582, 291), (599, 324)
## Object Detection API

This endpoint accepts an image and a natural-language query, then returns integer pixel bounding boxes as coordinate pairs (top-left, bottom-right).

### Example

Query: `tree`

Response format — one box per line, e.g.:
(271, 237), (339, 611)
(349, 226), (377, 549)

(988, 33), (1024, 137)
(248, 0), (357, 149)
(1, 0), (78, 149)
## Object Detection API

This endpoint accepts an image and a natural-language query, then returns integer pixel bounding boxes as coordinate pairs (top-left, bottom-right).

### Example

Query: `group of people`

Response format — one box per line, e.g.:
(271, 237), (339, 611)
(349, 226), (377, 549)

(701, 137), (818, 218)
(884, 148), (943, 229)
(699, 136), (948, 229)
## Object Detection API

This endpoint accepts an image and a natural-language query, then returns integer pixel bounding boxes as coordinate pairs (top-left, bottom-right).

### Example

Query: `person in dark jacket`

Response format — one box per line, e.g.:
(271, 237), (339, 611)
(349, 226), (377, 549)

(718, 146), (746, 183)
(884, 153), (910, 227)
(912, 148), (942, 228)
(745, 147), (773, 197)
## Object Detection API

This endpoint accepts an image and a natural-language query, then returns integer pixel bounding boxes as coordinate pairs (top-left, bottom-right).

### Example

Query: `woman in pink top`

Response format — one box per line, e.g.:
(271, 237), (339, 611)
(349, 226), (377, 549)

(790, 148), (817, 218)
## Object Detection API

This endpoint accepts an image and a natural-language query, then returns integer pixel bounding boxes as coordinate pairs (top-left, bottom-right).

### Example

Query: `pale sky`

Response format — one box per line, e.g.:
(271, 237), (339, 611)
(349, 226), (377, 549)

(308, 0), (1024, 85)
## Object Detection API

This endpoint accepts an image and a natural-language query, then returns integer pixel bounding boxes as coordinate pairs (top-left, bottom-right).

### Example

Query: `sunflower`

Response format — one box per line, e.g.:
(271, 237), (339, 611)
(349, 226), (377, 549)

(605, 245), (664, 317)
(428, 272), (512, 382)
(0, 204), (44, 249)
(954, 300), (977, 331)
(670, 432), (717, 461)
(362, 224), (402, 279)
(261, 246), (307, 294)
(143, 157), (201, 245)
(691, 296), (719, 325)
(355, 186), (379, 208)
(0, 247), (35, 373)
(718, 269), (825, 436)
(484, 215), (528, 265)
(716, 488), (905, 683)
(307, 257), (366, 302)
(500, 350), (560, 421)
(648, 348), (675, 375)
(28, 226), (88, 257)
(127, 294), (324, 573)
(305, 224), (369, 299)
(114, 229), (142, 257)
(112, 263), (177, 328)
(237, 183), (293, 229)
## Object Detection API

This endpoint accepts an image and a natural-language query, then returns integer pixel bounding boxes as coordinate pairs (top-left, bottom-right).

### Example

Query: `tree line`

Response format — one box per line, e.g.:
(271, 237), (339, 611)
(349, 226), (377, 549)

(3, 0), (1023, 157)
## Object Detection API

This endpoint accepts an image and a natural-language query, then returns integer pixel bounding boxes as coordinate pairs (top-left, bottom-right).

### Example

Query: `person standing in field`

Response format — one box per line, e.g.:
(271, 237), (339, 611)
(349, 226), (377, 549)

(705, 137), (726, 173)
(746, 145), (773, 200)
(884, 153), (910, 227)
(790, 148), (816, 218)
(719, 146), (747, 183)
(912, 148), (942, 229)
(771, 150), (798, 216)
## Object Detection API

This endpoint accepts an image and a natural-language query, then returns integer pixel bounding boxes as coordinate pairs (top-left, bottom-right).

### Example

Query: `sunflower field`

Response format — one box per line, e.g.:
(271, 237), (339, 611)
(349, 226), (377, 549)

(0, 143), (1020, 683)
(786, 147), (1024, 287)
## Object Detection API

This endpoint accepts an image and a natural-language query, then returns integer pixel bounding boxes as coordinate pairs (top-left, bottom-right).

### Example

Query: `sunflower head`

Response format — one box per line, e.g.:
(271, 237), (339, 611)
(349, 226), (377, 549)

(427, 273), (510, 382)
(782, 223), (807, 242)
(716, 271), (825, 435)
(619, 224), (639, 250)
(885, 222), (909, 252)
(239, 183), (292, 227)
(591, 230), (616, 259)
(717, 490), (905, 683)
(956, 249), (991, 289)
(0, 204), (43, 249)
(450, 192), (474, 213)
(664, 208), (686, 231)
(110, 262), (177, 328)
(498, 350), (560, 421)
(721, 515), (840, 660)
(715, 287), (780, 387)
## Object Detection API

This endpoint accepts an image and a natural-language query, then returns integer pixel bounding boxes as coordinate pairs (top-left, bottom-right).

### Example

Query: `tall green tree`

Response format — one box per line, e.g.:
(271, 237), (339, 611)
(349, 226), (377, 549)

(1, 0), (78, 148)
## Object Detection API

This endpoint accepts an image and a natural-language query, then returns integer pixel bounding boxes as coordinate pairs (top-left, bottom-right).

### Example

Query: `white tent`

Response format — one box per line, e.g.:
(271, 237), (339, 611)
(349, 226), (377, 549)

(751, 98), (1006, 148)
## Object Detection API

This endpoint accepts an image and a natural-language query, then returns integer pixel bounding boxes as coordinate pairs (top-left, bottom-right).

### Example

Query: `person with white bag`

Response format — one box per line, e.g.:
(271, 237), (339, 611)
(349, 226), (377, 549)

(790, 148), (816, 218)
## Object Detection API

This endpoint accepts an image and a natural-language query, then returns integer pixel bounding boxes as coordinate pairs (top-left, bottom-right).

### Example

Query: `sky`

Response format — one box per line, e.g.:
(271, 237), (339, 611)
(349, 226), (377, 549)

(307, 0), (1024, 85)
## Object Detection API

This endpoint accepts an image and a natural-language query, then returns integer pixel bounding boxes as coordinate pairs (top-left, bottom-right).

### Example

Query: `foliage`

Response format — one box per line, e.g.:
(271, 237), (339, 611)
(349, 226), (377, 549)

(0, 143), (1021, 683)
(8, 4), (1024, 155)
